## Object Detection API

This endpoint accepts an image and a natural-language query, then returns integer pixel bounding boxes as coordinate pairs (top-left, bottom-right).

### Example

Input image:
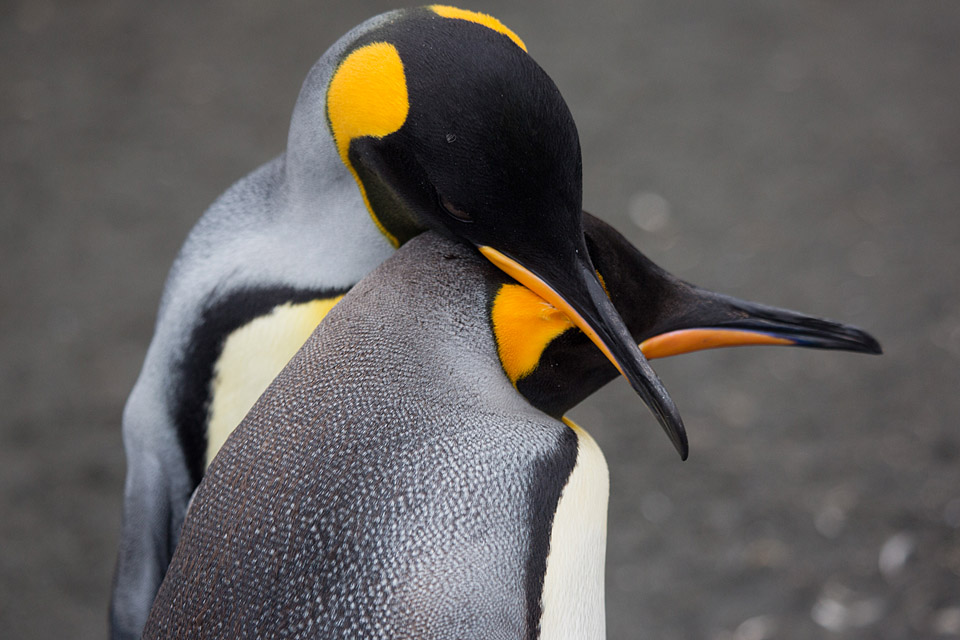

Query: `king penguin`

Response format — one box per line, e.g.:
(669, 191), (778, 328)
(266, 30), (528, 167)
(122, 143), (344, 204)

(142, 229), (879, 639)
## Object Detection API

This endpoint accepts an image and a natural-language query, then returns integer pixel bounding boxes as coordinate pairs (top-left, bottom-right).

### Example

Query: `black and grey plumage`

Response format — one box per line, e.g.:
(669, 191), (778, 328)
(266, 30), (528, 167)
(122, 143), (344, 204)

(143, 229), (879, 639)
(143, 233), (598, 638)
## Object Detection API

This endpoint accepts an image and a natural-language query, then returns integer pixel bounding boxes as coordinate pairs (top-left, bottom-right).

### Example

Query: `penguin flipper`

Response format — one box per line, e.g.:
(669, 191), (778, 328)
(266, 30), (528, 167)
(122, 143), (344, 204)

(110, 388), (193, 640)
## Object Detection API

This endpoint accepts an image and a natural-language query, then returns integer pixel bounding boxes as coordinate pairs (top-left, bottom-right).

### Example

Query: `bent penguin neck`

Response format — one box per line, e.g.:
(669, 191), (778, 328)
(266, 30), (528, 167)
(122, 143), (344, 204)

(316, 233), (513, 399)
(281, 10), (405, 234)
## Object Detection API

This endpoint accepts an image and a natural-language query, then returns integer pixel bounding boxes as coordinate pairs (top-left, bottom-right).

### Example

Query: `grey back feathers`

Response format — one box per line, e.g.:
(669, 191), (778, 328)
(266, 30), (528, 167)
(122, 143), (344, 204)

(143, 233), (581, 639)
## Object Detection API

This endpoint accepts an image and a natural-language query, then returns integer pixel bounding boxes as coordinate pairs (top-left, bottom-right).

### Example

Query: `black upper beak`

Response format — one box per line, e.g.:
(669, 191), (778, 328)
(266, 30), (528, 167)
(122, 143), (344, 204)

(578, 212), (882, 361)
(638, 288), (882, 359)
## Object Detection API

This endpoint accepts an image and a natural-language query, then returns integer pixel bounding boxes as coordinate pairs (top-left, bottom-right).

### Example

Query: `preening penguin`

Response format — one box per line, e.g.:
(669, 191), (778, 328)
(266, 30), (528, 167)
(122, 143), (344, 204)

(144, 228), (878, 639)
(114, 7), (685, 636)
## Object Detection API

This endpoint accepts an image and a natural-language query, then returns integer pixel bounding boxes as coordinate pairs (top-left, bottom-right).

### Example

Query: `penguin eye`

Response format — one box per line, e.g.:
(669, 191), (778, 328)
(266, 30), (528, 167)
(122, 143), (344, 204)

(439, 194), (473, 223)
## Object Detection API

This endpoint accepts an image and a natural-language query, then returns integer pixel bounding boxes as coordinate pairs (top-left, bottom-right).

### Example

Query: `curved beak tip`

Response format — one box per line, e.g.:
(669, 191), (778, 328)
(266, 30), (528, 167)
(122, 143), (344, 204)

(862, 332), (883, 355)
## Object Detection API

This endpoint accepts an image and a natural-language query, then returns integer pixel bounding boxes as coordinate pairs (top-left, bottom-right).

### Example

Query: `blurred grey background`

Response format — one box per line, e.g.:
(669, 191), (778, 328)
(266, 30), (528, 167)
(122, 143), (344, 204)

(2, 0), (958, 638)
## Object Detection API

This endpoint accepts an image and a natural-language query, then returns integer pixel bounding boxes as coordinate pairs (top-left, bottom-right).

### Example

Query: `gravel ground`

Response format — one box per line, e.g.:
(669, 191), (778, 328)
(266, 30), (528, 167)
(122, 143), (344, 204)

(2, 1), (958, 638)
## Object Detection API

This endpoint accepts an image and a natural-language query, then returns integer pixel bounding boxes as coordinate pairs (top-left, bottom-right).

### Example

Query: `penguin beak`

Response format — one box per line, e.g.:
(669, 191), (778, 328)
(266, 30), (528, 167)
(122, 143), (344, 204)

(479, 245), (689, 460)
(639, 289), (882, 359)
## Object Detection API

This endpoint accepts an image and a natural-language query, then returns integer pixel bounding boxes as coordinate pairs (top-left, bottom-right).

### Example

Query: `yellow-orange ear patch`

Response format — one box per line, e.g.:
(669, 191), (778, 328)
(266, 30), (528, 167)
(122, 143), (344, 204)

(429, 5), (527, 51)
(480, 246), (629, 380)
(327, 42), (409, 246)
(491, 283), (575, 384)
(327, 42), (409, 163)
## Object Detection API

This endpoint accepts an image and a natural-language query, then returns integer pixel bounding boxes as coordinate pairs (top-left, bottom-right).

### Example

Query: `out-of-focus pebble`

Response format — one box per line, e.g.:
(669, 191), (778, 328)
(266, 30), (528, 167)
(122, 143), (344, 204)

(628, 192), (671, 233)
(815, 505), (846, 538)
(878, 532), (915, 578)
(932, 607), (960, 635)
(743, 538), (791, 568)
(640, 491), (673, 524)
(811, 583), (885, 631)
(734, 614), (777, 640)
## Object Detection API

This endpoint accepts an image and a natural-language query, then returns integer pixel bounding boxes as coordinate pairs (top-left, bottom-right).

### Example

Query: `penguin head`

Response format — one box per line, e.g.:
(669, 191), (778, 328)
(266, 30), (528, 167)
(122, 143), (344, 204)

(326, 7), (689, 458)
(326, 6), (577, 249)
(491, 214), (882, 444)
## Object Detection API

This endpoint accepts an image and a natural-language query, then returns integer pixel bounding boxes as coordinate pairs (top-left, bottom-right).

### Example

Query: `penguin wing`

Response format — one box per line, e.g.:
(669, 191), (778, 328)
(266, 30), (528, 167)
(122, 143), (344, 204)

(111, 374), (193, 639)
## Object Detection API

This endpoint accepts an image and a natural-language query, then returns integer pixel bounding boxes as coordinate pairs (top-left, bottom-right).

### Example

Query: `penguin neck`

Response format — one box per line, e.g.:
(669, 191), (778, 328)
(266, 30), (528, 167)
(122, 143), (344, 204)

(323, 233), (523, 409)
(280, 102), (398, 261)
(283, 91), (350, 208)
(282, 83), (420, 255)
(280, 10), (411, 246)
